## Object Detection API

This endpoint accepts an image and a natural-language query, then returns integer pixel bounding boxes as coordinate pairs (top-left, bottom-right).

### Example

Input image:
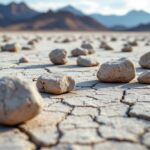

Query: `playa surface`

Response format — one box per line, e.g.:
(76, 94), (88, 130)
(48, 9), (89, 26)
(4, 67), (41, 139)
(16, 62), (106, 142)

(0, 32), (150, 150)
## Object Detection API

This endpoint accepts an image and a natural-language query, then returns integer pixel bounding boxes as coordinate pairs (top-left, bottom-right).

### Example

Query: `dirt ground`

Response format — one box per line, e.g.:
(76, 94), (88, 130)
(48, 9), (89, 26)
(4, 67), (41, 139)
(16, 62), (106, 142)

(0, 32), (150, 150)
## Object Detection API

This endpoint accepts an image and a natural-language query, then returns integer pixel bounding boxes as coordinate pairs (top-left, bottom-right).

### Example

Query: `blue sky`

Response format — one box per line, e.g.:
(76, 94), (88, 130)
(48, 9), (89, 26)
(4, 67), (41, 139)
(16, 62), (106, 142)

(1, 0), (150, 15)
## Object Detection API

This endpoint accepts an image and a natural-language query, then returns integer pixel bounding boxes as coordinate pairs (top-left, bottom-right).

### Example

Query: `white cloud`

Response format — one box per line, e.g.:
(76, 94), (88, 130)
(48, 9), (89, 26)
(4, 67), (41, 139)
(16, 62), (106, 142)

(29, 0), (150, 15)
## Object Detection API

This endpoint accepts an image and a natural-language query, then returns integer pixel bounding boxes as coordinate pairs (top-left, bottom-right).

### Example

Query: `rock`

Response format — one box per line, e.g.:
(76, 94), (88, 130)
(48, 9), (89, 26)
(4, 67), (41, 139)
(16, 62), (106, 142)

(129, 40), (138, 46)
(2, 35), (12, 42)
(0, 77), (43, 125)
(28, 38), (39, 46)
(138, 72), (150, 84)
(81, 43), (95, 54)
(49, 49), (68, 65)
(1, 43), (21, 52)
(22, 46), (32, 50)
(145, 42), (150, 46)
(36, 73), (75, 95)
(100, 42), (113, 50)
(61, 38), (71, 43)
(71, 48), (88, 57)
(139, 52), (150, 68)
(81, 43), (93, 50)
(111, 37), (117, 42)
(87, 48), (95, 54)
(122, 44), (133, 52)
(19, 57), (29, 63)
(97, 58), (135, 83)
(77, 56), (99, 67)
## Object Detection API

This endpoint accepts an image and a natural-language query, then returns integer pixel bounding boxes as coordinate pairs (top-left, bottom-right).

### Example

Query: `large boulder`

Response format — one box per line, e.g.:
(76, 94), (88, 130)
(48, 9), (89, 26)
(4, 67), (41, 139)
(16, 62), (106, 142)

(97, 58), (135, 83)
(0, 77), (43, 125)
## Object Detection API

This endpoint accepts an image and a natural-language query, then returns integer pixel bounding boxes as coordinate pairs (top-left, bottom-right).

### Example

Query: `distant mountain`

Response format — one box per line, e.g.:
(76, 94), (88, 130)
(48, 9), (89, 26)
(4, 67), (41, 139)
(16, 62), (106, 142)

(127, 23), (150, 31)
(5, 10), (108, 31)
(91, 10), (150, 28)
(58, 5), (84, 16)
(0, 2), (39, 26)
(110, 25), (128, 31)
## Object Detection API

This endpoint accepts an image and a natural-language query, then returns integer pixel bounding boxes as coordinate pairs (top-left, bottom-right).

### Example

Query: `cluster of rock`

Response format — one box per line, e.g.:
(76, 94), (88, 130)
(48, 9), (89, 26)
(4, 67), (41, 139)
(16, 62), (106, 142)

(1, 35), (150, 128)
(49, 43), (98, 67)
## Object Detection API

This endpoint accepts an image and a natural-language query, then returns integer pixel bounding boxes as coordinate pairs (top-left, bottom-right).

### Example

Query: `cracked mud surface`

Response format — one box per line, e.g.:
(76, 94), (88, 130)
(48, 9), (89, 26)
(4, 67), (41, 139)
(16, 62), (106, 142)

(0, 32), (150, 150)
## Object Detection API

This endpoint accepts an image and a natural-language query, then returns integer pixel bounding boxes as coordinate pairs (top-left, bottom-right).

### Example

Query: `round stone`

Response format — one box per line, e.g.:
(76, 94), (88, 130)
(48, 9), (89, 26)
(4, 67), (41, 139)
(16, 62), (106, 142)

(81, 43), (95, 54)
(97, 58), (135, 83)
(0, 77), (43, 125)
(81, 43), (93, 50)
(19, 57), (29, 63)
(100, 42), (113, 51)
(71, 48), (88, 57)
(2, 43), (21, 52)
(129, 40), (138, 46)
(139, 52), (150, 68)
(49, 49), (68, 65)
(122, 44), (133, 52)
(36, 73), (75, 95)
(77, 56), (99, 67)
(138, 72), (150, 84)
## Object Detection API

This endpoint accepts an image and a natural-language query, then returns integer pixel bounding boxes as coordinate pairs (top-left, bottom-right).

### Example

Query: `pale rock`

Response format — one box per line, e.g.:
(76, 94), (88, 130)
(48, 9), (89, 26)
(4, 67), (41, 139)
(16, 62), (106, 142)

(97, 58), (135, 83)
(0, 77), (43, 125)
(36, 73), (75, 94)
(49, 49), (68, 65)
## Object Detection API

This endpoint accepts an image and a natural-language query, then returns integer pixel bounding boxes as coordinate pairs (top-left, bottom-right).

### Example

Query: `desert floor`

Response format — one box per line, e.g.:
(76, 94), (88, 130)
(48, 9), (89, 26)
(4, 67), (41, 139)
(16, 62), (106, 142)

(0, 32), (150, 150)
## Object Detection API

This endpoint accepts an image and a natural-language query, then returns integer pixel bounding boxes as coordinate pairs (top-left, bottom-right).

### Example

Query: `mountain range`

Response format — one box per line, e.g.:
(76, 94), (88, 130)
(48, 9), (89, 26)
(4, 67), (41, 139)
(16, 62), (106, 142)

(91, 10), (150, 28)
(0, 2), (150, 31)
(0, 2), (39, 26)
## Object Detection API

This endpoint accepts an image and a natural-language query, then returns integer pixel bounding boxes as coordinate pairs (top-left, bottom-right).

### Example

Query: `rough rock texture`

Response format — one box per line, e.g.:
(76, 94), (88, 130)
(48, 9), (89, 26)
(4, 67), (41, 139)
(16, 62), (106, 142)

(139, 52), (150, 68)
(77, 56), (99, 67)
(36, 73), (75, 94)
(97, 58), (135, 83)
(49, 49), (68, 65)
(71, 48), (88, 57)
(2, 43), (21, 52)
(138, 72), (150, 84)
(0, 77), (43, 125)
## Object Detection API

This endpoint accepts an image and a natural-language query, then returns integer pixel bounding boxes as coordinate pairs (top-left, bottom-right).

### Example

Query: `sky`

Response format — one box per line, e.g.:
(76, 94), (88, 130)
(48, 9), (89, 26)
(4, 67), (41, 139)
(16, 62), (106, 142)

(1, 0), (150, 15)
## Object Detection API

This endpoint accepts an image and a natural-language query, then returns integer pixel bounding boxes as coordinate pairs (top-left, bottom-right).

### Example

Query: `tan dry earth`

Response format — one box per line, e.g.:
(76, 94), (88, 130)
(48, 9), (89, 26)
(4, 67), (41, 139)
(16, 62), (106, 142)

(0, 32), (150, 150)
